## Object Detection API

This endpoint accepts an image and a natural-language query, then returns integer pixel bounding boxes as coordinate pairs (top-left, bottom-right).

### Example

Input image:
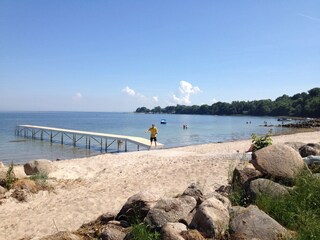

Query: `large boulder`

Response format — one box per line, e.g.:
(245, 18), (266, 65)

(0, 165), (26, 187)
(230, 205), (295, 240)
(249, 178), (290, 199)
(23, 160), (56, 175)
(190, 196), (229, 238)
(232, 162), (263, 189)
(161, 222), (187, 240)
(252, 144), (305, 181)
(145, 196), (196, 229)
(116, 191), (159, 222)
(284, 142), (305, 152)
(299, 143), (320, 157)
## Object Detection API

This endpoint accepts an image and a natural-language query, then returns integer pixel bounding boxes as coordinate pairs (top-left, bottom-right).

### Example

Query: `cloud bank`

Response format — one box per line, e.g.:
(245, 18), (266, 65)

(122, 86), (158, 102)
(172, 80), (200, 105)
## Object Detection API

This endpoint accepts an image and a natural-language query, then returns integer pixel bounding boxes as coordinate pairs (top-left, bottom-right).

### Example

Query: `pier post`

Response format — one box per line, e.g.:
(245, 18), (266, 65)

(105, 139), (107, 152)
(61, 133), (63, 144)
(73, 134), (76, 147)
(41, 130), (43, 140)
(125, 140), (127, 152)
(50, 131), (53, 142)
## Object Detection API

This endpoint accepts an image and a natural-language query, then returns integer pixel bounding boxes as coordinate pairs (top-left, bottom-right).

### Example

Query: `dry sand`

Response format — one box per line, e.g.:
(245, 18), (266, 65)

(0, 131), (319, 240)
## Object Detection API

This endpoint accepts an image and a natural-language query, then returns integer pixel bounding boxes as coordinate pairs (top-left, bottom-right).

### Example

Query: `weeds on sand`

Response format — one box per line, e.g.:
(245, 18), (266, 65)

(5, 162), (16, 189)
(29, 172), (48, 188)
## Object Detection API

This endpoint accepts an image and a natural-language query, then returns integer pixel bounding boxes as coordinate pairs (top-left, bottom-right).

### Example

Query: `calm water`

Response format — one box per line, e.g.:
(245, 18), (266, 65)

(0, 111), (295, 164)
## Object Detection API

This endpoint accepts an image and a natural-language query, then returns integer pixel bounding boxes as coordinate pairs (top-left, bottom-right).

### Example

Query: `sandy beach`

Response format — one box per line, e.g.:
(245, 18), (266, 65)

(0, 130), (319, 240)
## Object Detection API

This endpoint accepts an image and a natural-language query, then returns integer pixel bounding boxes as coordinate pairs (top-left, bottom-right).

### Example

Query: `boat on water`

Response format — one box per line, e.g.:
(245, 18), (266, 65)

(160, 119), (167, 124)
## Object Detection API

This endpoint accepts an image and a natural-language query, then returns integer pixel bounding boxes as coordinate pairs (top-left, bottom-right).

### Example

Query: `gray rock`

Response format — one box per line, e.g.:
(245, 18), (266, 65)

(181, 183), (204, 205)
(299, 143), (320, 157)
(303, 155), (320, 165)
(232, 162), (263, 189)
(252, 144), (305, 181)
(284, 142), (305, 151)
(145, 196), (196, 229)
(249, 178), (290, 199)
(230, 205), (295, 240)
(116, 191), (159, 222)
(101, 221), (130, 240)
(24, 160), (56, 175)
(204, 192), (231, 210)
(161, 222), (187, 240)
(190, 196), (229, 238)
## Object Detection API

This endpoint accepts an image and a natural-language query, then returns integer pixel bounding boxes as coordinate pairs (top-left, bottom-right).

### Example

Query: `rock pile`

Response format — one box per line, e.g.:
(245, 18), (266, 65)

(283, 118), (320, 128)
(39, 140), (320, 240)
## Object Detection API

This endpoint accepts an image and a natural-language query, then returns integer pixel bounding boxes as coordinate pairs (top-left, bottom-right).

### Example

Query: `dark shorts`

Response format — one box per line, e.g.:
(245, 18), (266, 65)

(150, 137), (157, 142)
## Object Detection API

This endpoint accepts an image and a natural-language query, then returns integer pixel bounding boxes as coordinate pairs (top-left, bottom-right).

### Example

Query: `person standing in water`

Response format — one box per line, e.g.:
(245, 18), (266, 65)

(145, 124), (158, 148)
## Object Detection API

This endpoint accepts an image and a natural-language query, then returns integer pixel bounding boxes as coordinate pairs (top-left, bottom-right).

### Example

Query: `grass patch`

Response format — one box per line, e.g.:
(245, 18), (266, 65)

(130, 222), (160, 240)
(255, 171), (320, 240)
(229, 182), (250, 207)
(29, 172), (48, 187)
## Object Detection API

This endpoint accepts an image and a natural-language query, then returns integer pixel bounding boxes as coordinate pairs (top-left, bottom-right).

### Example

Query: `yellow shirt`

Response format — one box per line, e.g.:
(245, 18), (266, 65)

(148, 127), (158, 138)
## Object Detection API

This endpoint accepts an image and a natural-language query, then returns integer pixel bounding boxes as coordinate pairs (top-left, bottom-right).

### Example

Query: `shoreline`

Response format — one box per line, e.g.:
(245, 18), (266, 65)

(6, 127), (318, 167)
(0, 130), (319, 240)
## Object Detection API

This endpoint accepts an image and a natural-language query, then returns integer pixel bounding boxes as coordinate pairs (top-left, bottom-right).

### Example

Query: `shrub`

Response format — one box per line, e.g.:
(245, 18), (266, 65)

(5, 162), (16, 189)
(130, 223), (160, 240)
(251, 129), (273, 151)
(29, 172), (48, 183)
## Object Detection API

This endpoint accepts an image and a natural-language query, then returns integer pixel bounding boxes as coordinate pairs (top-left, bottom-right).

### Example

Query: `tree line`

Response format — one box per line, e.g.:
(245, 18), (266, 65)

(135, 88), (320, 118)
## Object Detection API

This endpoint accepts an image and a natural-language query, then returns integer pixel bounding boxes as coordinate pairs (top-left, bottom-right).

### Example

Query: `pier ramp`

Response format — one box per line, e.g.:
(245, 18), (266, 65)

(15, 125), (164, 152)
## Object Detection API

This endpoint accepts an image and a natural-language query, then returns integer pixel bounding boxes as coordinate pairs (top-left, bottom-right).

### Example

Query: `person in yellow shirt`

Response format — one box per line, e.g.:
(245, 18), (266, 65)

(145, 124), (158, 148)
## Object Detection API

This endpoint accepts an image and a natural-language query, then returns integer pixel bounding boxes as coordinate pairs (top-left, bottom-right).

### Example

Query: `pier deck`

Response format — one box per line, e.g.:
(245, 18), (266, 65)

(15, 125), (163, 152)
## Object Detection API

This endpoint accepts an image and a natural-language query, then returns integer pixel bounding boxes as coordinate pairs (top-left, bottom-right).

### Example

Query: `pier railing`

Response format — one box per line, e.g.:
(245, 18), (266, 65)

(15, 125), (163, 152)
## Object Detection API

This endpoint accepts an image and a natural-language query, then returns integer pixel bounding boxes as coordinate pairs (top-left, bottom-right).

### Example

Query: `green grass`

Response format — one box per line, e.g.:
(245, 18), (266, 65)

(255, 171), (320, 240)
(130, 223), (160, 240)
(5, 162), (16, 189)
(29, 172), (48, 187)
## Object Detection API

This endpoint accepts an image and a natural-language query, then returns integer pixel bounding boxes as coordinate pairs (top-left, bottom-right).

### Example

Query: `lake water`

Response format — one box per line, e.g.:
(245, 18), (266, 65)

(0, 111), (295, 164)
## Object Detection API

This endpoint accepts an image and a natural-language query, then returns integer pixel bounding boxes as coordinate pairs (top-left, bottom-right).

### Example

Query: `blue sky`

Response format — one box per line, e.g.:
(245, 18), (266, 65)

(0, 1), (319, 112)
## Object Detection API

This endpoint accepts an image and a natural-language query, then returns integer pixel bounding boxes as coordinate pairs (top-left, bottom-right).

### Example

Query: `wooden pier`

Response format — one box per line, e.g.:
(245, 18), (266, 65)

(15, 125), (163, 152)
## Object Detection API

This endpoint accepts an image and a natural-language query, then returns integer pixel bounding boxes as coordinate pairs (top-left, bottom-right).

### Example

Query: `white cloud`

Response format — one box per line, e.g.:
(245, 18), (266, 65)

(210, 98), (217, 104)
(152, 96), (159, 102)
(299, 13), (320, 22)
(179, 80), (200, 95)
(122, 86), (136, 96)
(122, 86), (147, 101)
(72, 92), (83, 101)
(173, 81), (201, 105)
